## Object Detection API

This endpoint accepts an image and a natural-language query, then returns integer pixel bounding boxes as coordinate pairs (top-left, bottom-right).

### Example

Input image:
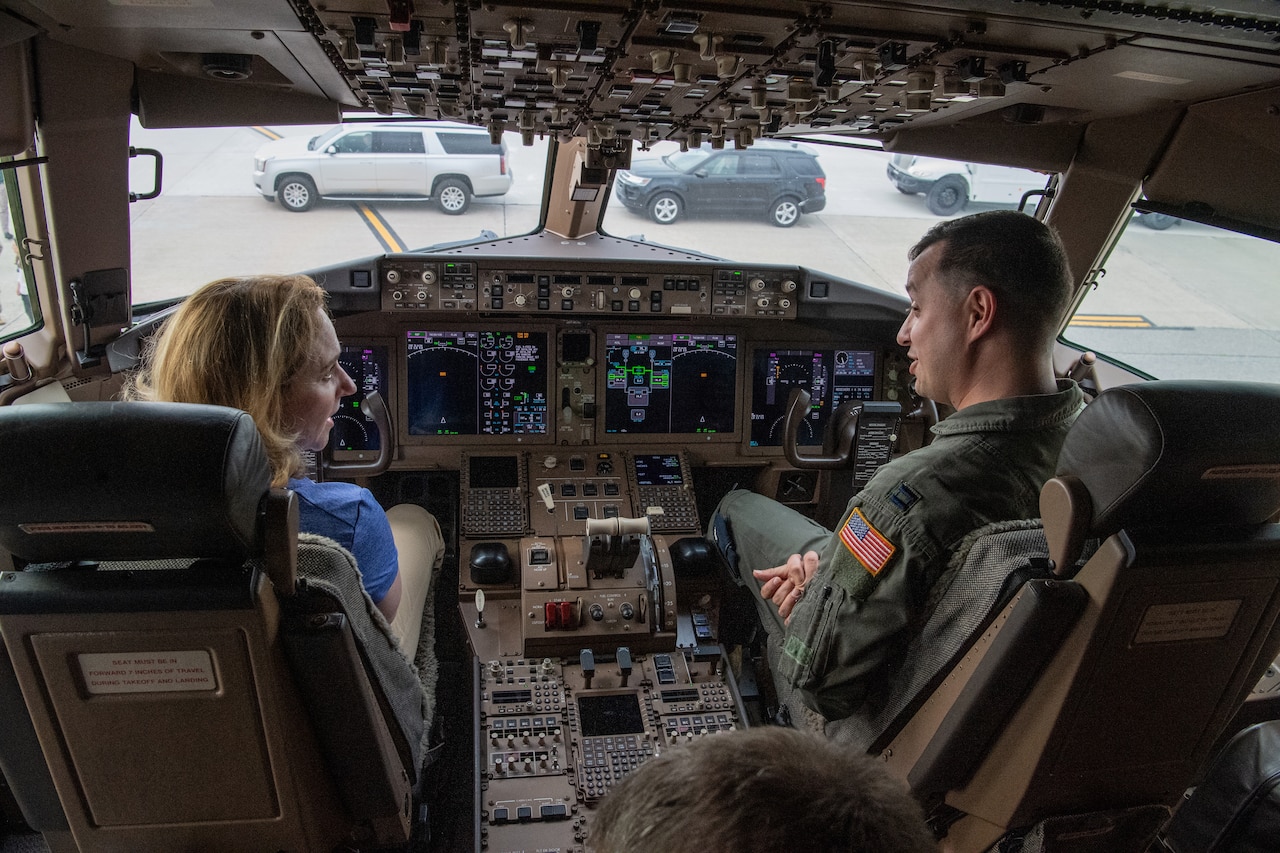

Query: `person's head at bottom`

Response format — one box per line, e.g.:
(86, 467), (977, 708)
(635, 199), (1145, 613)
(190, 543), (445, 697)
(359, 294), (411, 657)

(589, 726), (937, 853)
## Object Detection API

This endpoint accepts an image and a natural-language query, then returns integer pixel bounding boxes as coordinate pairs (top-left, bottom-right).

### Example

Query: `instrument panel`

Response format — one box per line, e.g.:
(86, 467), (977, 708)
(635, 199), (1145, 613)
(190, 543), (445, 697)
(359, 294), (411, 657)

(324, 253), (915, 853)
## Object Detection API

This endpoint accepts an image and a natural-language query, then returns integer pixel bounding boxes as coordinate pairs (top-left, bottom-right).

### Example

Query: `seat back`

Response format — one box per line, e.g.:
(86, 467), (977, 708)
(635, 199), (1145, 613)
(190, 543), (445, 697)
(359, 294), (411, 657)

(0, 402), (418, 852)
(879, 381), (1280, 852)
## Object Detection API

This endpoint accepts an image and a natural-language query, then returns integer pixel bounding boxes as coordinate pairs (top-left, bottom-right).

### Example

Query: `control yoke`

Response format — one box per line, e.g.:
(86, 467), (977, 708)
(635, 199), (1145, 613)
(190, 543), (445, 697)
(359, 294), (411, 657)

(783, 387), (864, 469)
(322, 390), (393, 477)
(585, 516), (651, 578)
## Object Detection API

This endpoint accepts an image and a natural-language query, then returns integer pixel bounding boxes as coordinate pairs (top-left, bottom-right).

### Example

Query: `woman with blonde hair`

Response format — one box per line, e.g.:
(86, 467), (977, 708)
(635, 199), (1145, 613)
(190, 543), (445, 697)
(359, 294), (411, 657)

(126, 274), (442, 655)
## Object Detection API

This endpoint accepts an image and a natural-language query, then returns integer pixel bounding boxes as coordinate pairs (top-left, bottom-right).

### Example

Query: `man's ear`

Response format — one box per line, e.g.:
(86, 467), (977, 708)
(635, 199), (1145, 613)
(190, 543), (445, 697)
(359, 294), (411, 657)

(964, 285), (997, 342)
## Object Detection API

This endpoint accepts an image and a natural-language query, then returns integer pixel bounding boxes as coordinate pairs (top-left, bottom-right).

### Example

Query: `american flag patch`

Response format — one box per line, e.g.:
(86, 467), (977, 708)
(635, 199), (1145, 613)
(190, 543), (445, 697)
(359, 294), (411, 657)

(838, 508), (895, 576)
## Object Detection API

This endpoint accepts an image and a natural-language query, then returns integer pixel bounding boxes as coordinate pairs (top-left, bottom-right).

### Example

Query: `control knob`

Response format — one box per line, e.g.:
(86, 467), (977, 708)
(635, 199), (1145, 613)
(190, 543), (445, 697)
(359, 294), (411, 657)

(749, 277), (766, 292)
(589, 603), (604, 622)
(620, 602), (635, 620)
(781, 279), (797, 292)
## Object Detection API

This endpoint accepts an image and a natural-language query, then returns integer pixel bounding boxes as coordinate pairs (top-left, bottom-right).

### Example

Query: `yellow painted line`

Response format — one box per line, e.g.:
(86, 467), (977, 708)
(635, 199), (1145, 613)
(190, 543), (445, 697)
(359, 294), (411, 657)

(251, 126), (283, 140)
(1069, 314), (1153, 328)
(356, 204), (405, 253)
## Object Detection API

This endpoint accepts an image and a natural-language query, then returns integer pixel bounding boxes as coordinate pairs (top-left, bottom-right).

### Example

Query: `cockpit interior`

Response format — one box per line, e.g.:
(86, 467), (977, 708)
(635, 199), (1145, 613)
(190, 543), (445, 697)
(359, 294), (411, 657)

(1, 0), (1280, 851)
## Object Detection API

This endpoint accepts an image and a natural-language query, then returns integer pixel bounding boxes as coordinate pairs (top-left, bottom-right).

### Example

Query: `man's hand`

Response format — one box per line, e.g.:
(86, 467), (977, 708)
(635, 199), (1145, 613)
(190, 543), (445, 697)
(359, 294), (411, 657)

(753, 550), (820, 624)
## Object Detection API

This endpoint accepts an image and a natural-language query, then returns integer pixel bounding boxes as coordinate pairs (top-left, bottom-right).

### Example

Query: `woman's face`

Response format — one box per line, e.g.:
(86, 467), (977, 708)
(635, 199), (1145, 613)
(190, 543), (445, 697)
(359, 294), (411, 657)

(281, 308), (357, 452)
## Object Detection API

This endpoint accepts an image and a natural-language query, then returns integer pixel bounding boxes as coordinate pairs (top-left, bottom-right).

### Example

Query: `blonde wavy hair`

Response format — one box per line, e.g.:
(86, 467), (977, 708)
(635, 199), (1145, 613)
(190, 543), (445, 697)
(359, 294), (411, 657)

(124, 275), (330, 486)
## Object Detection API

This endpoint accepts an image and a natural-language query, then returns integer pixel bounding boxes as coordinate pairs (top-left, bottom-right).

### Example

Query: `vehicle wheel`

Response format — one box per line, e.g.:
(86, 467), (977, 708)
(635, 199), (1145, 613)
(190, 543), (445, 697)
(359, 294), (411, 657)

(277, 175), (317, 212)
(1139, 212), (1178, 230)
(647, 193), (681, 225)
(436, 178), (471, 215)
(770, 197), (801, 227)
(926, 177), (968, 216)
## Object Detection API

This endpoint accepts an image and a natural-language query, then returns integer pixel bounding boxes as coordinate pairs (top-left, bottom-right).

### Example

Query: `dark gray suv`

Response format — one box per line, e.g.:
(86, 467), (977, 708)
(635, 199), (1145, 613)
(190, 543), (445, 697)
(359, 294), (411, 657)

(614, 141), (826, 228)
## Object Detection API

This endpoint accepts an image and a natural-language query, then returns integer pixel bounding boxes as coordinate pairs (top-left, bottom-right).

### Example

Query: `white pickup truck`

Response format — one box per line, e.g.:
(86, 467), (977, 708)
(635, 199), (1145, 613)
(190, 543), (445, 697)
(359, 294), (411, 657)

(887, 154), (1177, 229)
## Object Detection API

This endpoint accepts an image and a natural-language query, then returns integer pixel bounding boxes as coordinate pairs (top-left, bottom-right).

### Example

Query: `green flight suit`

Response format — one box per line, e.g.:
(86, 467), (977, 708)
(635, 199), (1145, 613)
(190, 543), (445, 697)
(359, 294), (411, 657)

(712, 379), (1084, 720)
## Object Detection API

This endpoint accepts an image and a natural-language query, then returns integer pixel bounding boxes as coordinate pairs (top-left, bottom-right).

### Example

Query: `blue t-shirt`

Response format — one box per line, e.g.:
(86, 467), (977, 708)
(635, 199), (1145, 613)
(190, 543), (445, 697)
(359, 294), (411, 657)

(287, 478), (399, 602)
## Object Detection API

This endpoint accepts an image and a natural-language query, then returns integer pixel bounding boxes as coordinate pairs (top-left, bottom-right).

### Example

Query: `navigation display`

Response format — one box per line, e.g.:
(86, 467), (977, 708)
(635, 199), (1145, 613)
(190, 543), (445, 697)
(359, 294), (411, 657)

(749, 348), (876, 447)
(603, 332), (738, 434)
(333, 344), (388, 453)
(406, 330), (549, 436)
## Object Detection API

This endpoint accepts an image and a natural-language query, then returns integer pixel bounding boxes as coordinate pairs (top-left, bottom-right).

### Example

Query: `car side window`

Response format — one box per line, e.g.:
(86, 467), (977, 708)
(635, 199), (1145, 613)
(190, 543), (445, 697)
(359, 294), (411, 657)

(740, 154), (780, 175)
(702, 154), (739, 177)
(332, 131), (373, 153)
(374, 132), (426, 154)
(788, 157), (822, 177)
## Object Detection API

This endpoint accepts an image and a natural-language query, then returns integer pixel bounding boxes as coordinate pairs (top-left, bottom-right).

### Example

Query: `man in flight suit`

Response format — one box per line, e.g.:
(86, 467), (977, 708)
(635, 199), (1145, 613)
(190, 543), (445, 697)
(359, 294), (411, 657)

(710, 209), (1085, 721)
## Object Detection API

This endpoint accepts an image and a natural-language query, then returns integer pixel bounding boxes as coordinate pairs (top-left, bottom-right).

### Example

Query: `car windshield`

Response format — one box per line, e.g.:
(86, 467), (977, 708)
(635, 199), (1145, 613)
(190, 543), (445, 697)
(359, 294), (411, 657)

(663, 150), (712, 172)
(309, 126), (344, 151)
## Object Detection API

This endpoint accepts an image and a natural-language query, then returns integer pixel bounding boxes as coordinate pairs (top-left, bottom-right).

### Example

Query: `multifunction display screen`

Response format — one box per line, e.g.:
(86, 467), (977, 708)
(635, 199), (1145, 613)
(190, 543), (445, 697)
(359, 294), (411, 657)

(406, 330), (549, 436)
(578, 693), (646, 737)
(633, 453), (684, 487)
(749, 348), (876, 447)
(333, 345), (388, 453)
(603, 332), (738, 434)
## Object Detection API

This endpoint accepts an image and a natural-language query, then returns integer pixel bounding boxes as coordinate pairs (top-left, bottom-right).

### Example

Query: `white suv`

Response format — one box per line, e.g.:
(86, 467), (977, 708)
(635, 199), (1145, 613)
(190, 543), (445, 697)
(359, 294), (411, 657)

(253, 122), (512, 214)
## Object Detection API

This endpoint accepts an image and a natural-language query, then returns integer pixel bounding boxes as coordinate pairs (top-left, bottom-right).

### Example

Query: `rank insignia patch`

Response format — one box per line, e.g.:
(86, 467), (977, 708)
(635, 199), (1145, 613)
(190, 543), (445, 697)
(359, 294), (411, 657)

(838, 508), (896, 576)
(888, 482), (921, 512)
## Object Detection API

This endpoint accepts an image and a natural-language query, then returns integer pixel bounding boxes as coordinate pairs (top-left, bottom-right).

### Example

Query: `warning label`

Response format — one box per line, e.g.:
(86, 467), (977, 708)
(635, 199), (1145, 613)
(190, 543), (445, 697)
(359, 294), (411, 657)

(1134, 600), (1241, 644)
(78, 650), (217, 694)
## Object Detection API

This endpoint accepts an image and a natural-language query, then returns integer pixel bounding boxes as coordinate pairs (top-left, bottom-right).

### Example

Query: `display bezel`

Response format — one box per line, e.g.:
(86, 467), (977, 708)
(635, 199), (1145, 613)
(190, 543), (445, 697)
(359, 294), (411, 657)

(596, 326), (745, 445)
(330, 339), (397, 463)
(399, 324), (557, 447)
(740, 343), (882, 456)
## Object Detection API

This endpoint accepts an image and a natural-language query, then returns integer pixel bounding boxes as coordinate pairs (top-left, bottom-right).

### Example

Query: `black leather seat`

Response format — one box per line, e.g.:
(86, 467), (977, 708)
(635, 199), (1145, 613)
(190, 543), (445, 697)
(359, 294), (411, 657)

(0, 401), (424, 852)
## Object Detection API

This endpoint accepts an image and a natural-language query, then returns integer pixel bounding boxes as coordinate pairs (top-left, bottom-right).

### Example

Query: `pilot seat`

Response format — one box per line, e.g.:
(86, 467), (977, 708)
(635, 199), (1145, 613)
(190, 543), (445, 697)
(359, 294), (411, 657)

(0, 401), (430, 852)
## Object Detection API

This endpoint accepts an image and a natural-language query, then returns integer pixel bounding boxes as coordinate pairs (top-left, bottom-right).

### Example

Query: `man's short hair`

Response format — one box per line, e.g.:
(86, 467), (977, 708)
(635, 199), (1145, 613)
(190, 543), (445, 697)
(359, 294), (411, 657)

(588, 727), (936, 853)
(909, 209), (1074, 349)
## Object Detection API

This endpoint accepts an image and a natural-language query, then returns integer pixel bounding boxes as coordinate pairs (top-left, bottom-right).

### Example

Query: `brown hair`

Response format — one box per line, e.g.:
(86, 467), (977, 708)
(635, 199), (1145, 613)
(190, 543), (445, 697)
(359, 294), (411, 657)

(909, 209), (1074, 353)
(124, 275), (330, 486)
(589, 727), (936, 853)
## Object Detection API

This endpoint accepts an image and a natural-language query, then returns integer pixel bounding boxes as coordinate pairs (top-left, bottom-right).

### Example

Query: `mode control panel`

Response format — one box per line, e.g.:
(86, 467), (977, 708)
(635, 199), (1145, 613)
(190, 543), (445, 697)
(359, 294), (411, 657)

(379, 259), (801, 319)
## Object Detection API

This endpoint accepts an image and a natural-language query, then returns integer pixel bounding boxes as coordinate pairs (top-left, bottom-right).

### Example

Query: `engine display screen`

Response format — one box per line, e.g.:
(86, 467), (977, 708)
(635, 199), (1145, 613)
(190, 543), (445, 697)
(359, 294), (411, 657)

(749, 348), (876, 447)
(406, 330), (549, 436)
(333, 345), (388, 453)
(603, 332), (738, 434)
(578, 692), (646, 737)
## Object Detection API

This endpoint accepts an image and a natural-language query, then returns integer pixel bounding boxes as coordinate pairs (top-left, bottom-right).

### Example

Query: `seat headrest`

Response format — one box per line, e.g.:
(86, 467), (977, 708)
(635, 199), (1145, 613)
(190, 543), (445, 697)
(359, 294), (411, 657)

(1055, 381), (1280, 538)
(0, 402), (271, 562)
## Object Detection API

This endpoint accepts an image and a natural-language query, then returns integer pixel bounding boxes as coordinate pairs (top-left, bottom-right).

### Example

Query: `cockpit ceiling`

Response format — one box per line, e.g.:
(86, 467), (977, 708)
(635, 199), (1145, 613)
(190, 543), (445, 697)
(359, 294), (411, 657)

(14, 0), (1280, 147)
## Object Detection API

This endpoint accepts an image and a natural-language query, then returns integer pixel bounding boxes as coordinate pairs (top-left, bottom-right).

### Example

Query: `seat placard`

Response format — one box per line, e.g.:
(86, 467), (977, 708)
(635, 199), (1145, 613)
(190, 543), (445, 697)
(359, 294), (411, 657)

(1134, 600), (1241, 644)
(77, 650), (218, 694)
